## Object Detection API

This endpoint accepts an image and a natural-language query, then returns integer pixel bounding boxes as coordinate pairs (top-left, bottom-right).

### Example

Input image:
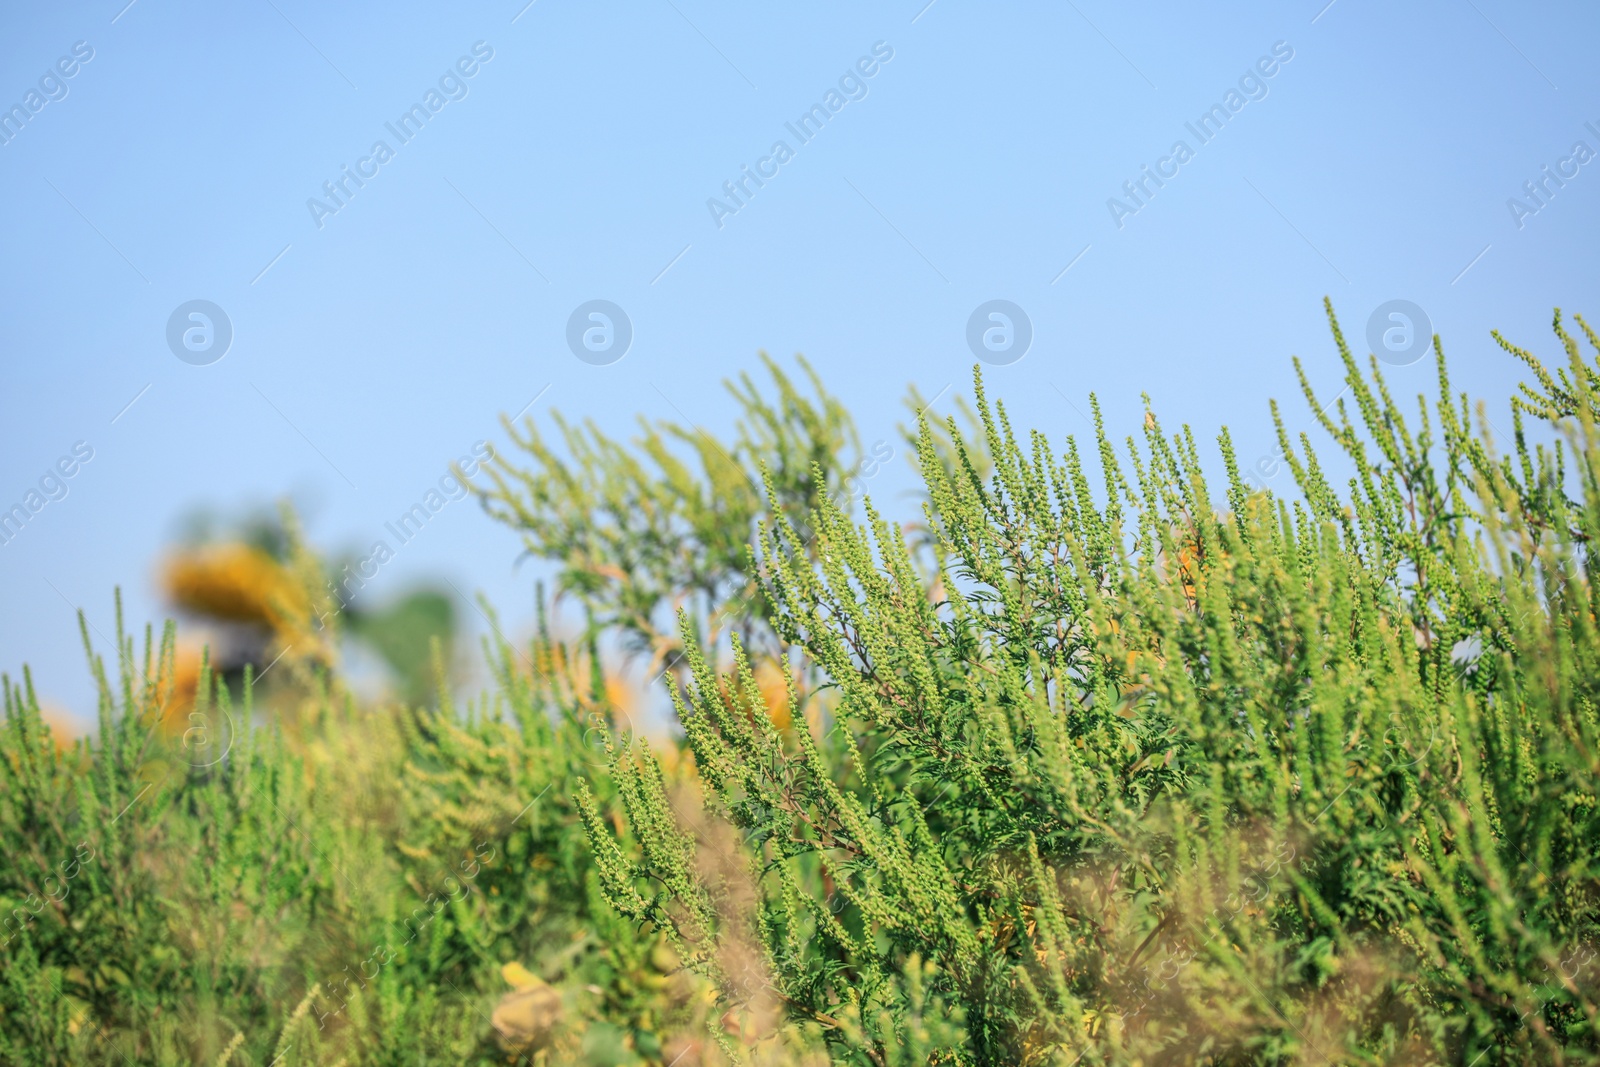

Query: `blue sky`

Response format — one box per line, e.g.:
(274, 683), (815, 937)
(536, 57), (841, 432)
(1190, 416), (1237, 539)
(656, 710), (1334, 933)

(2, 0), (1597, 720)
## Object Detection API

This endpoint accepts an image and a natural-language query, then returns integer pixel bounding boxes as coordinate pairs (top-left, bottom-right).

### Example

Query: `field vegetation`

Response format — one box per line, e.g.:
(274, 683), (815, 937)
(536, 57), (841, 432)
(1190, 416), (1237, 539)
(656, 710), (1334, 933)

(5, 306), (1600, 1065)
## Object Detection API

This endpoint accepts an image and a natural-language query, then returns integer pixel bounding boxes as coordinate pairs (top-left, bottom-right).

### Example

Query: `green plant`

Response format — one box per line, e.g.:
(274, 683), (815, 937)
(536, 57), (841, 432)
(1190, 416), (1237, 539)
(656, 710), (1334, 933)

(0, 597), (714, 1065)
(471, 354), (860, 677)
(8, 307), (1600, 1066)
(582, 306), (1600, 1065)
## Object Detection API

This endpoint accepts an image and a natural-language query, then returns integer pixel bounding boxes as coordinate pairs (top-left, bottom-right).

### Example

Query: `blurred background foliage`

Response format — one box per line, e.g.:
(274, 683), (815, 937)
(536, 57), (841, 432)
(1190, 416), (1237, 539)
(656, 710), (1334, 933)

(156, 502), (461, 711)
(0, 357), (864, 1066)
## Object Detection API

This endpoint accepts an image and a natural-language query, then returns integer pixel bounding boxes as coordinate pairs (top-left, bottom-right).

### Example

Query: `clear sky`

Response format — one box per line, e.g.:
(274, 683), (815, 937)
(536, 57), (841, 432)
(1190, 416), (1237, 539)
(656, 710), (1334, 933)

(3, 0), (1597, 720)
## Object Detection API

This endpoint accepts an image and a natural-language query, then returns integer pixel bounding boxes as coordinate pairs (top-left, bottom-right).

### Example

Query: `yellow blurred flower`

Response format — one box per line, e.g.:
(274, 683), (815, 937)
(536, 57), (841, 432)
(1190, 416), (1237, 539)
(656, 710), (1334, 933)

(38, 703), (81, 752)
(753, 660), (795, 731)
(491, 961), (563, 1053)
(150, 641), (205, 735)
(161, 543), (310, 642)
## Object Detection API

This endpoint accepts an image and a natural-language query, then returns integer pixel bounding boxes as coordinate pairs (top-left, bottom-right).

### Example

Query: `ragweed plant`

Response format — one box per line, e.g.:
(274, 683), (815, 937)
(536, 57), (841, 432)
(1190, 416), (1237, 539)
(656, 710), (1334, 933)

(0, 597), (721, 1065)
(582, 307), (1600, 1066)
(471, 354), (860, 679)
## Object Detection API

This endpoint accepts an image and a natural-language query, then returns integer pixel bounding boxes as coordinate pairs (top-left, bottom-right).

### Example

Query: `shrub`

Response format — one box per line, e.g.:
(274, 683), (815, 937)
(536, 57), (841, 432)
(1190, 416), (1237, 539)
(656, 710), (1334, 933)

(582, 306), (1600, 1065)
(0, 601), (709, 1065)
